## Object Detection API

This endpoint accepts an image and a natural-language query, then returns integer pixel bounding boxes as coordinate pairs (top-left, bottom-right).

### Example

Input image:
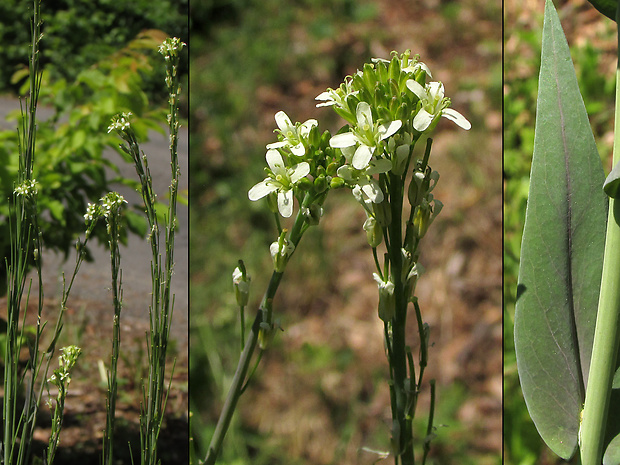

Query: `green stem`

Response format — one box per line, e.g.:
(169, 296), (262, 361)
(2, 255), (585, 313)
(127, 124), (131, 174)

(387, 172), (414, 465)
(580, 14), (620, 463)
(204, 194), (311, 464)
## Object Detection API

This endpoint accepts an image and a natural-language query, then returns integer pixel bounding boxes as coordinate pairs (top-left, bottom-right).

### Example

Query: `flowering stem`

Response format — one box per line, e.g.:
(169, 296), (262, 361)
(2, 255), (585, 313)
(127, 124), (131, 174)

(205, 192), (314, 464)
(386, 172), (415, 465)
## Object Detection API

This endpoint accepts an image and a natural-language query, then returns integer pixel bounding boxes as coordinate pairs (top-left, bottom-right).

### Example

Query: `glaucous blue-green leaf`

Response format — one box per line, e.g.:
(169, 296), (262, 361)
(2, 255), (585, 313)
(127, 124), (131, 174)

(586, 0), (618, 23)
(514, 0), (607, 459)
(604, 433), (620, 465)
(604, 160), (620, 198)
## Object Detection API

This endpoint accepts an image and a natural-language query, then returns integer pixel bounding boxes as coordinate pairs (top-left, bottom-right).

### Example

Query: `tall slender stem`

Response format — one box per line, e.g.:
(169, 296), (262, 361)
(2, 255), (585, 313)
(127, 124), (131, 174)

(387, 172), (414, 465)
(580, 11), (620, 461)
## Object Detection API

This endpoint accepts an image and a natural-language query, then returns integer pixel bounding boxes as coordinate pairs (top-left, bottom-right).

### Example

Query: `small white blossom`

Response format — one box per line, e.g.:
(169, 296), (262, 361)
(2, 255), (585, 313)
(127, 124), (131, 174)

(107, 112), (133, 133)
(406, 80), (471, 132)
(248, 149), (310, 218)
(100, 192), (127, 219)
(158, 37), (186, 57)
(14, 179), (38, 196)
(270, 238), (295, 272)
(315, 77), (359, 109)
(267, 111), (317, 156)
(329, 102), (402, 170)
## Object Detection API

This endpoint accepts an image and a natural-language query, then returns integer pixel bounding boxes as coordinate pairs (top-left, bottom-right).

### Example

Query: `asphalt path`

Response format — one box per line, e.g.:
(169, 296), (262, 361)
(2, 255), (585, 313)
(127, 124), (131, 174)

(0, 96), (188, 348)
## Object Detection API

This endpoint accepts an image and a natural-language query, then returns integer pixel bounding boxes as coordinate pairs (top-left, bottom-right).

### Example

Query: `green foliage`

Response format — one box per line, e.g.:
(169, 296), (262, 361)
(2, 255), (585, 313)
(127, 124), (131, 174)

(503, 3), (614, 464)
(514, 2), (607, 457)
(0, 30), (175, 295)
(0, 0), (188, 94)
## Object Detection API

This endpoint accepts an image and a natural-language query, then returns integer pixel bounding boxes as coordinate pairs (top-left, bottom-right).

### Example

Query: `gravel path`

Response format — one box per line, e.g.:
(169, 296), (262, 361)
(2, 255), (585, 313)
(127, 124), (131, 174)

(0, 96), (188, 349)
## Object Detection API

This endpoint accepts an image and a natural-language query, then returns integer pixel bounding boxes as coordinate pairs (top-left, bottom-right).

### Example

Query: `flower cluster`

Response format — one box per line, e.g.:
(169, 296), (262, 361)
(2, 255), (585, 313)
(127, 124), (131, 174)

(84, 192), (127, 224)
(158, 37), (186, 60)
(48, 345), (82, 389)
(247, 50), (469, 275)
(14, 178), (38, 197)
(107, 112), (133, 134)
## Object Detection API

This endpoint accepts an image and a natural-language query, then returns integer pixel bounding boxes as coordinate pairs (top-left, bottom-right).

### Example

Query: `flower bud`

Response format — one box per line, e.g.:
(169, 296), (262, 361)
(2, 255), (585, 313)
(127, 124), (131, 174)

(270, 233), (295, 272)
(232, 265), (251, 307)
(412, 202), (432, 239)
(408, 171), (425, 207)
(363, 216), (382, 248)
(373, 273), (395, 322)
(330, 176), (346, 189)
(314, 175), (328, 193)
(303, 204), (323, 225)
(297, 177), (312, 191)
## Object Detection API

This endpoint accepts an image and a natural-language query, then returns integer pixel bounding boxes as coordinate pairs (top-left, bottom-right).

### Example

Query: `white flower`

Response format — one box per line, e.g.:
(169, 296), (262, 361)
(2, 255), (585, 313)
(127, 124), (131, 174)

(337, 157), (391, 203)
(248, 149), (310, 218)
(406, 80), (471, 132)
(329, 102), (402, 170)
(315, 78), (358, 109)
(14, 179), (38, 196)
(107, 112), (133, 133)
(267, 111), (317, 156)
(270, 238), (295, 272)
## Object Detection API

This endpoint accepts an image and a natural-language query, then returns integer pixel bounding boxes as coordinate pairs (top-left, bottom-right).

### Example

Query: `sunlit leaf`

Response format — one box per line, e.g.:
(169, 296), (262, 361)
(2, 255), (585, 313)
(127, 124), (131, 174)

(514, 0), (607, 459)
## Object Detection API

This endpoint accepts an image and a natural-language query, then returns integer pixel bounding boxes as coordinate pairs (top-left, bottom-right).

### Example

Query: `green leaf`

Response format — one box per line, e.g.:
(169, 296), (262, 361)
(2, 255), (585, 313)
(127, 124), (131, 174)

(587, 0), (618, 23)
(604, 434), (620, 465)
(514, 0), (607, 460)
(604, 160), (620, 198)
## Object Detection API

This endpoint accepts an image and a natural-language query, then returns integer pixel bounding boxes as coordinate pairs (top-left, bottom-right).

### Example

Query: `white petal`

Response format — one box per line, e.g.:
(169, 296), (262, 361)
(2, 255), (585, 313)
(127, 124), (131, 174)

(266, 149), (285, 171)
(274, 111), (292, 131)
(266, 141), (287, 149)
(290, 162), (310, 182)
(379, 120), (402, 140)
(315, 91), (332, 101)
(356, 102), (373, 127)
(336, 165), (355, 182)
(330, 132), (358, 148)
(290, 142), (306, 156)
(248, 180), (277, 200)
(428, 82), (444, 99)
(316, 101), (336, 108)
(352, 145), (374, 170)
(406, 80), (427, 101)
(442, 108), (471, 130)
(300, 119), (318, 136)
(361, 180), (384, 203)
(278, 190), (293, 218)
(413, 108), (434, 132)
(417, 62), (432, 79)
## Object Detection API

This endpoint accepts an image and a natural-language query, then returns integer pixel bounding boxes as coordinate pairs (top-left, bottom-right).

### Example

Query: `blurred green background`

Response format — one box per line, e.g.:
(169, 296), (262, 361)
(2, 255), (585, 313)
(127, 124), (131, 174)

(190, 0), (501, 463)
(504, 0), (616, 464)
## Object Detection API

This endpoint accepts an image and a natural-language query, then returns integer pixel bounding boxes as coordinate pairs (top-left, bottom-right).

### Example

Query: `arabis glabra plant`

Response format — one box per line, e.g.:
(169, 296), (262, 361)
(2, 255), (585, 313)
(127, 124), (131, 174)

(204, 50), (469, 465)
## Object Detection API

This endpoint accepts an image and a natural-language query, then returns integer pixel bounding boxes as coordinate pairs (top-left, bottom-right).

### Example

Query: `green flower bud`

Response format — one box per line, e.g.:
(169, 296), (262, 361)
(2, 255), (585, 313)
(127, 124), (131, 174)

(413, 202), (432, 239)
(303, 204), (323, 225)
(373, 273), (395, 322)
(408, 171), (424, 207)
(330, 176), (346, 189)
(326, 161), (340, 177)
(297, 177), (313, 191)
(232, 264), (251, 307)
(314, 175), (328, 193)
(363, 216), (382, 248)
